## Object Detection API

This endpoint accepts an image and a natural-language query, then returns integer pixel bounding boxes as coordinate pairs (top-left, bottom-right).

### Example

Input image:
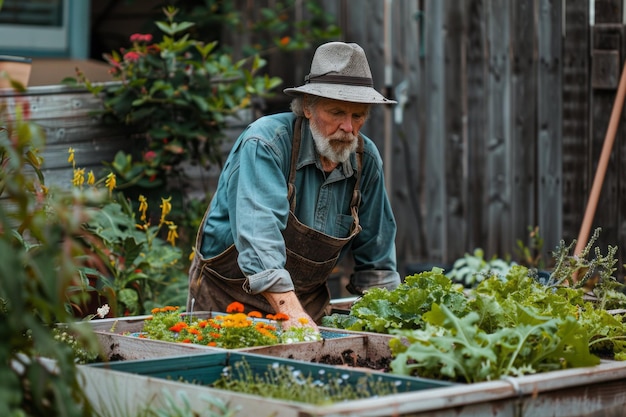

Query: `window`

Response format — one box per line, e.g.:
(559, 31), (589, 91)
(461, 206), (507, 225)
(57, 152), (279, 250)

(0, 0), (69, 52)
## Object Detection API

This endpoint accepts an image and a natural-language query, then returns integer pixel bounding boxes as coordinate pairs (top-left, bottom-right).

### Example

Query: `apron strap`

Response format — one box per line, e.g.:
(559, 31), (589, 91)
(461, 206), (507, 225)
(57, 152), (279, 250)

(287, 117), (303, 209)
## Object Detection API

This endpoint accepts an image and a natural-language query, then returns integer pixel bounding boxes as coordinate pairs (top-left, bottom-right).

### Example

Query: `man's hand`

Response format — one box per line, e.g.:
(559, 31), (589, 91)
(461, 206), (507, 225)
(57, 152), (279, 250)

(262, 290), (320, 332)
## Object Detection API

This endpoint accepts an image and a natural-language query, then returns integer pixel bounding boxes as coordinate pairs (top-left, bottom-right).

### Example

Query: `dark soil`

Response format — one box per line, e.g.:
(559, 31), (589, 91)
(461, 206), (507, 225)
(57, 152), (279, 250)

(307, 349), (392, 372)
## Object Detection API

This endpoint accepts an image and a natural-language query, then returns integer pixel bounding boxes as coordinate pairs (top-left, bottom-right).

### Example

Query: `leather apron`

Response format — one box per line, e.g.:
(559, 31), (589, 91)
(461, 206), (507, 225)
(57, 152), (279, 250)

(187, 117), (363, 322)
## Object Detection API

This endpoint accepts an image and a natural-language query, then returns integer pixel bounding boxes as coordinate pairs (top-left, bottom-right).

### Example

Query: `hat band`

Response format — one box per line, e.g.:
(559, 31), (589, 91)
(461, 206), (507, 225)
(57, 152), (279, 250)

(305, 73), (373, 87)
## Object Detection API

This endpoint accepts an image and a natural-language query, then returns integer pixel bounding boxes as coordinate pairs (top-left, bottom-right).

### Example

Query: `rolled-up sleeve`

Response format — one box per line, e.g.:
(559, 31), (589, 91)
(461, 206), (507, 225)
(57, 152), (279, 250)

(229, 135), (294, 293)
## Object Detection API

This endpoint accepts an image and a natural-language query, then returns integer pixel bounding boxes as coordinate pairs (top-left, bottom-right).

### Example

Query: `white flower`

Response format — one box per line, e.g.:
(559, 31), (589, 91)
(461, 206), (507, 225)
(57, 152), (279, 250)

(96, 304), (110, 318)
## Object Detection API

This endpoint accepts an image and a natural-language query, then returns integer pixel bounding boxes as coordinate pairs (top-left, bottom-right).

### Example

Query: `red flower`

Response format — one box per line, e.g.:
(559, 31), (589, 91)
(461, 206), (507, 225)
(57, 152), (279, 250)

(144, 150), (157, 162)
(123, 51), (141, 62)
(130, 33), (153, 43)
(226, 301), (245, 313)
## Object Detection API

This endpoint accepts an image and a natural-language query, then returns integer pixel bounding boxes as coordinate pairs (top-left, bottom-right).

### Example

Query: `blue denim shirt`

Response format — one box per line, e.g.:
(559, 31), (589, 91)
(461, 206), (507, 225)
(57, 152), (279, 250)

(199, 112), (400, 294)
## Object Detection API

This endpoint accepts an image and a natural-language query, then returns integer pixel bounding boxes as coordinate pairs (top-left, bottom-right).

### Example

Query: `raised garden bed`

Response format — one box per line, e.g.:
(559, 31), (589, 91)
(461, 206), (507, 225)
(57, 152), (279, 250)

(80, 352), (626, 417)
(87, 312), (391, 365)
(82, 350), (453, 417)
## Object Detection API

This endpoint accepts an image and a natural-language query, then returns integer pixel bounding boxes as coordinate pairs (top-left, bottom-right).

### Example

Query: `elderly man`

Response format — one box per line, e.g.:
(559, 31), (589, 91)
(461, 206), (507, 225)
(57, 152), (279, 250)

(187, 41), (400, 330)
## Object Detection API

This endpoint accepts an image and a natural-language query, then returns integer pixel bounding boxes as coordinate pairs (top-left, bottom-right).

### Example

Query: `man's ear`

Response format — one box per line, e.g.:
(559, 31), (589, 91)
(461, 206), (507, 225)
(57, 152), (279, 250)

(303, 96), (313, 119)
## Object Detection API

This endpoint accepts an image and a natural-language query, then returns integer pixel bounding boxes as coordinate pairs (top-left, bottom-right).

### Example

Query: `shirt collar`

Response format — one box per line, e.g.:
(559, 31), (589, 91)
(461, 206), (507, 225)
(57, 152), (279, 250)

(297, 118), (357, 178)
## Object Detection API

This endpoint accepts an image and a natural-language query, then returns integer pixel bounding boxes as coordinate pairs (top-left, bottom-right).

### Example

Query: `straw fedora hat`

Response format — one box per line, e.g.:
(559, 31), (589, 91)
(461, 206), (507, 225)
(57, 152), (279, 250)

(284, 42), (396, 104)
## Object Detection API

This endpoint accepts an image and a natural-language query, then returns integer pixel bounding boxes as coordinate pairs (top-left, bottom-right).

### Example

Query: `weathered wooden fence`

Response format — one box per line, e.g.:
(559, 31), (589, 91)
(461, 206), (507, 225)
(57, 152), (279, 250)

(254, 0), (625, 277)
(5, 0), (625, 280)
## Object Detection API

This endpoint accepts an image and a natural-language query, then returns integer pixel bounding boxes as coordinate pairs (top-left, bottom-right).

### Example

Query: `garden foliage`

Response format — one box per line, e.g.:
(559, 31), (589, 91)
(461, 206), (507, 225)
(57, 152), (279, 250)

(322, 240), (626, 383)
(0, 94), (99, 417)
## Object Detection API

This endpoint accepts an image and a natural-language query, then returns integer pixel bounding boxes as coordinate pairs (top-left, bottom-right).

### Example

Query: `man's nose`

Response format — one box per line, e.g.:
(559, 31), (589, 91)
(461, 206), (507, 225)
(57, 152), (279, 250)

(339, 116), (354, 133)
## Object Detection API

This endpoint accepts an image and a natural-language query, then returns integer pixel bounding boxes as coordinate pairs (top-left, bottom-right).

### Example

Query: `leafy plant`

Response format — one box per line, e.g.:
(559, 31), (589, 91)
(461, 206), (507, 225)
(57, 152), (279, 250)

(445, 248), (514, 287)
(390, 301), (599, 383)
(386, 266), (626, 382)
(176, 0), (342, 58)
(323, 236), (626, 383)
(69, 6), (281, 197)
(67, 148), (189, 316)
(321, 268), (468, 333)
(515, 225), (546, 269)
(1, 88), (99, 416)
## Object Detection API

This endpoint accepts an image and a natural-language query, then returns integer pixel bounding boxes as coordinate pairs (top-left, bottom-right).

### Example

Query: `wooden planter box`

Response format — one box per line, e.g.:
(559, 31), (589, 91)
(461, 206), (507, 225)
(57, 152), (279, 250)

(93, 324), (396, 367)
(88, 313), (387, 364)
(80, 354), (626, 417)
(82, 351), (453, 417)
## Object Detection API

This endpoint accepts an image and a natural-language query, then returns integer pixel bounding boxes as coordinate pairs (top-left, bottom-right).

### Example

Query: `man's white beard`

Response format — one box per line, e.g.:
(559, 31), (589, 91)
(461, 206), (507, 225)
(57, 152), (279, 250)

(309, 119), (358, 164)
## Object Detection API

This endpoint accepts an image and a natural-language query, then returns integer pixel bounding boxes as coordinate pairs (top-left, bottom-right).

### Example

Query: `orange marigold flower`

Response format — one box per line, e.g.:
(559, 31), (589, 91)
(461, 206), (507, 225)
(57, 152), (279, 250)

(169, 322), (188, 332)
(274, 313), (289, 321)
(208, 342), (217, 347)
(279, 36), (290, 46)
(266, 314), (275, 320)
(248, 311), (262, 318)
(226, 301), (245, 313)
(181, 339), (191, 343)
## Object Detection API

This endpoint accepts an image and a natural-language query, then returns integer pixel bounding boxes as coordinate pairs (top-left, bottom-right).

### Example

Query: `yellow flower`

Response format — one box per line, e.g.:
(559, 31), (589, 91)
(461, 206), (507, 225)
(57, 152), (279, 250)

(67, 147), (75, 164)
(159, 196), (172, 224)
(105, 172), (116, 193)
(166, 223), (178, 246)
(72, 168), (85, 187)
(87, 170), (95, 185)
(138, 195), (148, 222)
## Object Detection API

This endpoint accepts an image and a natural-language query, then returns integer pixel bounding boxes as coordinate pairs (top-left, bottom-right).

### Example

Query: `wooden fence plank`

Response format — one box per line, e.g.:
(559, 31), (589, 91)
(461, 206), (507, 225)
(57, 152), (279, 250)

(562, 0), (591, 251)
(590, 0), (625, 264)
(385, 0), (428, 269)
(510, 0), (539, 260)
(465, 0), (488, 255)
(485, 0), (513, 257)
(536, 0), (563, 264)
(422, 0), (447, 261)
(442, 0), (467, 261)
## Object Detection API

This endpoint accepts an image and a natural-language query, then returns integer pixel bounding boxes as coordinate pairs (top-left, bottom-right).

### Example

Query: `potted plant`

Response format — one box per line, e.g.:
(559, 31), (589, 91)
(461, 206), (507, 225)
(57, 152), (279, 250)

(0, 55), (32, 90)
